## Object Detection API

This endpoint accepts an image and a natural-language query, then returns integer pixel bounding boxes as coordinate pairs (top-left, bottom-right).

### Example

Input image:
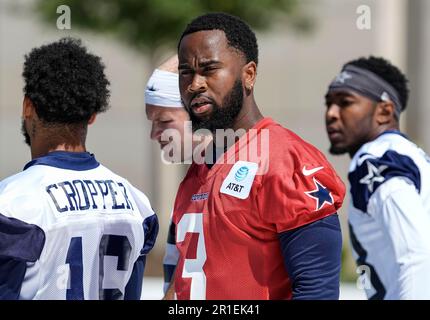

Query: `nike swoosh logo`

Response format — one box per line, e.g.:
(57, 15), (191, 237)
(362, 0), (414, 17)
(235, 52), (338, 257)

(302, 166), (324, 176)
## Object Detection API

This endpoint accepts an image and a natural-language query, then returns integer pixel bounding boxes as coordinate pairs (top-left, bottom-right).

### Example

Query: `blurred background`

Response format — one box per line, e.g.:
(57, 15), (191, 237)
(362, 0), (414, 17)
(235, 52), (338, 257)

(1, 0), (429, 298)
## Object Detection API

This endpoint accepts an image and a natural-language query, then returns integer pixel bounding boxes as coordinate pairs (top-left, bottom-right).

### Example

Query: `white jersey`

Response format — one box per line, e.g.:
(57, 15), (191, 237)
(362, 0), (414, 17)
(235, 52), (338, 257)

(0, 151), (158, 300)
(348, 131), (430, 299)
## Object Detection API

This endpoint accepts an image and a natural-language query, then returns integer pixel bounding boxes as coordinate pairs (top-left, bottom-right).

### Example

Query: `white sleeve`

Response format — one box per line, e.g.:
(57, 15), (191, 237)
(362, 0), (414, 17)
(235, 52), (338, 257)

(128, 185), (156, 220)
(368, 177), (430, 299)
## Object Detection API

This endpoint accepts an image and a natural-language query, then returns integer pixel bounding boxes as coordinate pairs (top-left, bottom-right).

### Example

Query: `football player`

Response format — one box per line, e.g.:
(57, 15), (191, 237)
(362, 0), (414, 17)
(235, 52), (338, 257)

(172, 13), (346, 300)
(0, 38), (158, 299)
(145, 55), (184, 299)
(145, 55), (211, 298)
(325, 56), (430, 299)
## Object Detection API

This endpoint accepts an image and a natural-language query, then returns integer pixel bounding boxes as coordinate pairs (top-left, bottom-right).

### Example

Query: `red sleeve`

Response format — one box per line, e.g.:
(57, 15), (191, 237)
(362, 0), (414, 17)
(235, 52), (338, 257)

(257, 138), (345, 233)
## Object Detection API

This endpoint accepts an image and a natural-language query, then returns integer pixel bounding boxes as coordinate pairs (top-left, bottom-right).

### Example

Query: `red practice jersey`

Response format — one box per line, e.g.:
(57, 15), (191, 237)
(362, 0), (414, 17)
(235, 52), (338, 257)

(172, 118), (345, 299)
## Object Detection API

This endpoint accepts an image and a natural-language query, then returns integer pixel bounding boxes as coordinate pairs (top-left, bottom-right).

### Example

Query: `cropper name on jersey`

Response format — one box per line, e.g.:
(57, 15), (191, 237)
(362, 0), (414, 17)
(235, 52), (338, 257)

(46, 179), (134, 213)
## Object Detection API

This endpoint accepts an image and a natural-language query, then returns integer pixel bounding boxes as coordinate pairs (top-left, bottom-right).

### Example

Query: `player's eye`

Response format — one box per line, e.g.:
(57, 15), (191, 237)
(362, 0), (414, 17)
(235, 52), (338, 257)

(180, 69), (193, 76)
(339, 99), (353, 107)
(203, 66), (218, 74)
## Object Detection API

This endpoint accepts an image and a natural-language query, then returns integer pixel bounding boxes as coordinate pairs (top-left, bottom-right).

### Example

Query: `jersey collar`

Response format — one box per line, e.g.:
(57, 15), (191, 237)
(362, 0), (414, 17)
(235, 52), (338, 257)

(23, 151), (100, 171)
(377, 130), (409, 140)
(196, 117), (275, 180)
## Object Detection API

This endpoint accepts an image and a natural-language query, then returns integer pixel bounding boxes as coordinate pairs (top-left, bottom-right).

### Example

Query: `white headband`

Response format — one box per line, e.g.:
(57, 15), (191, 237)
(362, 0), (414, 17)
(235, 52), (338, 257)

(145, 69), (182, 108)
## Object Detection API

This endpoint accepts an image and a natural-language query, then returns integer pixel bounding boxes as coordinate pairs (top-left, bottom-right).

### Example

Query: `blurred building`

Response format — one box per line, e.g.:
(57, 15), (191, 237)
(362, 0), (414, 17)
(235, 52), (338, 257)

(0, 0), (428, 280)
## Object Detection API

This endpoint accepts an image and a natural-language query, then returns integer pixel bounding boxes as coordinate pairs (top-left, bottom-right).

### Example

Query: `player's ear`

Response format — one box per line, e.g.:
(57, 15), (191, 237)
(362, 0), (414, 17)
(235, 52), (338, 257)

(242, 61), (257, 95)
(22, 96), (35, 118)
(375, 101), (395, 125)
(88, 114), (97, 125)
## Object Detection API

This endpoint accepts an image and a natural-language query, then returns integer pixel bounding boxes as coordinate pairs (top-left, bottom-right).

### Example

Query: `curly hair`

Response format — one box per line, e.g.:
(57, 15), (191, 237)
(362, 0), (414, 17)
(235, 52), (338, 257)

(23, 37), (110, 124)
(345, 56), (409, 111)
(178, 12), (258, 65)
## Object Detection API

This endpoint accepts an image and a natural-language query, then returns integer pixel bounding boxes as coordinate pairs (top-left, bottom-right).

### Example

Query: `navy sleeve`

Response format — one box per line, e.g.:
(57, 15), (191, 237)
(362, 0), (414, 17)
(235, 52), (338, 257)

(279, 214), (342, 300)
(166, 219), (176, 246)
(124, 255), (146, 300)
(124, 213), (159, 300)
(349, 151), (420, 212)
(0, 212), (45, 300)
(0, 259), (27, 299)
(163, 221), (177, 285)
(141, 214), (159, 255)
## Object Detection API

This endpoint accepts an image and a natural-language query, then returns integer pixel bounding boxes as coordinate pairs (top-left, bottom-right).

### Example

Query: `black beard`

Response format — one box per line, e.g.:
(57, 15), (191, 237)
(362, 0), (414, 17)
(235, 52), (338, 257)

(329, 145), (347, 155)
(21, 119), (31, 146)
(190, 79), (243, 133)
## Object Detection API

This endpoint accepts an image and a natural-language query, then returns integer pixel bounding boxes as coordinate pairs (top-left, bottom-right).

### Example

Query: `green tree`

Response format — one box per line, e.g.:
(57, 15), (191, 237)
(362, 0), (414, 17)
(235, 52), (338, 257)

(34, 0), (311, 57)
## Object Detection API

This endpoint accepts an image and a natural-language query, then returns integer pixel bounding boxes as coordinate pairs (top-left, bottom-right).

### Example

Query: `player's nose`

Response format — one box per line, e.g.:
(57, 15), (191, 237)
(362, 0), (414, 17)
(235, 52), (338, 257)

(150, 123), (162, 141)
(187, 74), (207, 94)
(325, 104), (340, 123)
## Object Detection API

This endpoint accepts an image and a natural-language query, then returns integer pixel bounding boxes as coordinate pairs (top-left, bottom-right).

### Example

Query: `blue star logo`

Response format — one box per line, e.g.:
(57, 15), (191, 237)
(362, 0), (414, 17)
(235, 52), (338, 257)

(304, 178), (334, 211)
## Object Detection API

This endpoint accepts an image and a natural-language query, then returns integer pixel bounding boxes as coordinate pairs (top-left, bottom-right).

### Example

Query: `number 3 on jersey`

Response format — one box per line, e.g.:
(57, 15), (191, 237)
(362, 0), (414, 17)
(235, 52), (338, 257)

(176, 213), (207, 300)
